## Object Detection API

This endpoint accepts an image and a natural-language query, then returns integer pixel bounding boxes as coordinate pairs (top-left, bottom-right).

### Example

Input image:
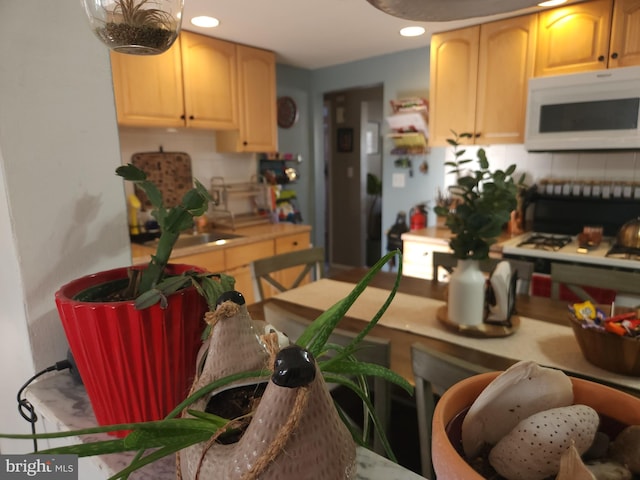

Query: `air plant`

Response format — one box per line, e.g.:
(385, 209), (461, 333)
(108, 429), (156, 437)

(93, 0), (180, 54)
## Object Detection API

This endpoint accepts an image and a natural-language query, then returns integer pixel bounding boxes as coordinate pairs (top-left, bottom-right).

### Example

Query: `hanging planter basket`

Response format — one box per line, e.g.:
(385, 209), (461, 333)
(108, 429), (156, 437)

(82, 0), (184, 55)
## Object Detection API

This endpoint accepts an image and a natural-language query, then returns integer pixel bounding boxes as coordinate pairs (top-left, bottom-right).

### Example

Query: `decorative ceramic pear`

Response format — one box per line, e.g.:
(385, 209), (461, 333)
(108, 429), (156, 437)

(178, 291), (357, 480)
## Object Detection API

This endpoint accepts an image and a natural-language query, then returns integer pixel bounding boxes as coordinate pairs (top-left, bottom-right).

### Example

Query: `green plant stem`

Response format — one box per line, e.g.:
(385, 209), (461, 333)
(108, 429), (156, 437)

(138, 230), (179, 292)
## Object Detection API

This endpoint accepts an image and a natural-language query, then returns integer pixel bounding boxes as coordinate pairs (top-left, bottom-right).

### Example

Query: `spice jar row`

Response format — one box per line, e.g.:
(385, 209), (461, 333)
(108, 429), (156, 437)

(538, 178), (640, 199)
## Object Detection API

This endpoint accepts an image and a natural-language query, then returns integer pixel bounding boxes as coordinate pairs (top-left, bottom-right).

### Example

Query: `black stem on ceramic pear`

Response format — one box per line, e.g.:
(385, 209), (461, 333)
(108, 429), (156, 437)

(216, 290), (246, 307)
(272, 346), (316, 388)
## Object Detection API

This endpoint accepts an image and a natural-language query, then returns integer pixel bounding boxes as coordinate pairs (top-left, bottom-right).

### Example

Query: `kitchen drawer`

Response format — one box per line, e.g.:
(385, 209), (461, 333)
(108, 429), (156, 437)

(227, 265), (256, 304)
(403, 240), (451, 281)
(275, 232), (310, 253)
(175, 249), (225, 273)
(224, 240), (274, 270)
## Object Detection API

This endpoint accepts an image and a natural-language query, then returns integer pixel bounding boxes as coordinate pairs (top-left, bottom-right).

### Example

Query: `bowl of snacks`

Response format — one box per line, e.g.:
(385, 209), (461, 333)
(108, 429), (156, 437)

(432, 361), (640, 480)
(568, 300), (640, 376)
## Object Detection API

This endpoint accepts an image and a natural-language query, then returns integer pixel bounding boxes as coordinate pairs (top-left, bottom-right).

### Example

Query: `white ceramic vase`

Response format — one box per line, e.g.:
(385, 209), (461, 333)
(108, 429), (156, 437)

(447, 259), (486, 326)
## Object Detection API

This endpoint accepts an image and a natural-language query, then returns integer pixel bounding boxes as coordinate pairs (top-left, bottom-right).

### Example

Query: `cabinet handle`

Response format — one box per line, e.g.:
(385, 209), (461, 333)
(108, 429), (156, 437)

(243, 141), (248, 146)
(474, 132), (481, 138)
(189, 115), (195, 120)
(180, 114), (185, 120)
(611, 52), (619, 59)
(293, 241), (299, 246)
(598, 55), (605, 62)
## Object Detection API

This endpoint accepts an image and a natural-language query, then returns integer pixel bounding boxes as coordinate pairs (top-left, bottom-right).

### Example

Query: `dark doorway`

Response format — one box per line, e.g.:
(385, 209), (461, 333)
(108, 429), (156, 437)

(324, 85), (383, 269)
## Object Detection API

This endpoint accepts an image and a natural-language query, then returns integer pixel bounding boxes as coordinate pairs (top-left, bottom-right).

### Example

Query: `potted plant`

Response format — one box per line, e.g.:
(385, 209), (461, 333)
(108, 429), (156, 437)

(2, 251), (412, 479)
(55, 164), (234, 433)
(431, 364), (640, 479)
(434, 131), (524, 326)
(83, 0), (183, 55)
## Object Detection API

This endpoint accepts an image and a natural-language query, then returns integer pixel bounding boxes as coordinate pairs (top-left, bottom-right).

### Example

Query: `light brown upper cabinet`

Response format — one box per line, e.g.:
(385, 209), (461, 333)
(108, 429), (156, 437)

(180, 31), (238, 129)
(111, 40), (186, 128)
(609, 0), (640, 67)
(429, 14), (537, 146)
(216, 45), (278, 153)
(535, 0), (640, 76)
(110, 31), (239, 130)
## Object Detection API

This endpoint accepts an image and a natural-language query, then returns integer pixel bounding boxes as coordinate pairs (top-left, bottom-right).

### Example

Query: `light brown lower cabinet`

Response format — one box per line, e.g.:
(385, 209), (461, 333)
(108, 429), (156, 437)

(169, 231), (312, 305)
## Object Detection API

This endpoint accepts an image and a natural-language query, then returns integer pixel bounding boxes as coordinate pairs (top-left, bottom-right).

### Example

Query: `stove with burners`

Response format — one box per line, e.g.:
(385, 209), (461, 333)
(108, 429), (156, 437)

(516, 233), (573, 251)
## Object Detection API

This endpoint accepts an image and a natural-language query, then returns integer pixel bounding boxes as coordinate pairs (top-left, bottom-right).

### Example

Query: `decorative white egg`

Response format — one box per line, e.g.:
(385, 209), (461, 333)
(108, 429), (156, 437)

(462, 360), (574, 458)
(488, 404), (599, 480)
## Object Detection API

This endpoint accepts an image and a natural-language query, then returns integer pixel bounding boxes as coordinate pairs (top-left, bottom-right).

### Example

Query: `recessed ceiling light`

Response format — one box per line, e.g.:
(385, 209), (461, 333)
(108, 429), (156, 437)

(190, 16), (220, 28)
(400, 26), (425, 37)
(537, 0), (567, 6)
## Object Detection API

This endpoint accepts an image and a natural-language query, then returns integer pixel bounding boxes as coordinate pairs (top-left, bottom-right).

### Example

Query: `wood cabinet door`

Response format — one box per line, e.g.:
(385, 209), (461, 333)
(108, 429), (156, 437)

(224, 240), (274, 303)
(180, 31), (239, 130)
(234, 45), (278, 152)
(110, 41), (185, 128)
(272, 233), (312, 296)
(174, 249), (225, 274)
(476, 14), (537, 145)
(535, 0), (613, 76)
(216, 45), (277, 152)
(609, 0), (640, 68)
(429, 26), (479, 146)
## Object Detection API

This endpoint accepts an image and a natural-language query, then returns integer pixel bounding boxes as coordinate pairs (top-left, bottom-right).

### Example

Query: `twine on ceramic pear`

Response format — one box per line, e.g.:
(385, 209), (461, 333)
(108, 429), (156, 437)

(242, 385), (311, 480)
(204, 301), (241, 330)
(192, 414), (254, 480)
(260, 331), (281, 369)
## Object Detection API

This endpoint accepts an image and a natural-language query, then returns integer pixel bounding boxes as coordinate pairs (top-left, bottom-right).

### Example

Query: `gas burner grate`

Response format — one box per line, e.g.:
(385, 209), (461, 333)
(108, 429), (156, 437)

(517, 234), (573, 251)
(606, 244), (640, 260)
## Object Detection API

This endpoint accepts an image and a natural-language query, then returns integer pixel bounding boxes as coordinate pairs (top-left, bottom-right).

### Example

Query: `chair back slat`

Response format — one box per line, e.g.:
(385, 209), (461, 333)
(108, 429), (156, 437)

(251, 246), (325, 301)
(411, 342), (489, 479)
(550, 262), (640, 301)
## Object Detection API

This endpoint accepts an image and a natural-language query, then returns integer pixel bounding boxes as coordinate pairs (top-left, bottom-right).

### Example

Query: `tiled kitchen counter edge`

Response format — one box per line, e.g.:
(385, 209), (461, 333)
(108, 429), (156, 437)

(131, 223), (312, 265)
(25, 373), (428, 480)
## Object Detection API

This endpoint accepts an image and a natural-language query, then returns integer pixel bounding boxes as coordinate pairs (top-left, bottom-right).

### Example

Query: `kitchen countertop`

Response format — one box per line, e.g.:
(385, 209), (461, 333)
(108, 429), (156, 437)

(131, 223), (311, 265)
(401, 227), (520, 254)
(25, 373), (427, 480)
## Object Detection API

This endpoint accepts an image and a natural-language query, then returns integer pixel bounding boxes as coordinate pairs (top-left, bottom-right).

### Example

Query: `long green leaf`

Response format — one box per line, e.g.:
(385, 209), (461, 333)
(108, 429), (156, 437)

(297, 250), (402, 356)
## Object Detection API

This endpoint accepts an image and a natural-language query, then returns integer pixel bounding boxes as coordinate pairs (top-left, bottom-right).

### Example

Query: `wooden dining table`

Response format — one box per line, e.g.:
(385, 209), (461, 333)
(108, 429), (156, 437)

(247, 267), (640, 396)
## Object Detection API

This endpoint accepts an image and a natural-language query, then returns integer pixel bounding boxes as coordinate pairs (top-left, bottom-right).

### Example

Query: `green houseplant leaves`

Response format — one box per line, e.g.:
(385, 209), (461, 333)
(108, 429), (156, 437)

(0, 250), (410, 479)
(434, 131), (525, 260)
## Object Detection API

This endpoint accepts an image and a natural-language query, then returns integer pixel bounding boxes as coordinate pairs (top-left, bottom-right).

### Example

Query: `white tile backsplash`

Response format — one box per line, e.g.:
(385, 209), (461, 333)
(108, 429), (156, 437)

(118, 127), (257, 185)
(491, 145), (639, 186)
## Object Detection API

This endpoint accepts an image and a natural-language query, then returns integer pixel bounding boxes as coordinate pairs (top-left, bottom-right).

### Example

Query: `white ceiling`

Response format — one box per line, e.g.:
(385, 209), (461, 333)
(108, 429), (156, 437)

(182, 0), (575, 70)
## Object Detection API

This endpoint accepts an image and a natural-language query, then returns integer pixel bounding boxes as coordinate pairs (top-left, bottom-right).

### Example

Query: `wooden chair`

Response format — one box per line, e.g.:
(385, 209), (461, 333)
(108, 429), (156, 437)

(251, 246), (325, 301)
(550, 262), (640, 302)
(411, 342), (490, 479)
(263, 301), (391, 456)
(432, 251), (534, 295)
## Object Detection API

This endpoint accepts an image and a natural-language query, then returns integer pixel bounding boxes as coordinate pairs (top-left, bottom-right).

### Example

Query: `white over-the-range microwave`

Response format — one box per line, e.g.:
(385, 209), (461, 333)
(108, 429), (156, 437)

(525, 65), (640, 151)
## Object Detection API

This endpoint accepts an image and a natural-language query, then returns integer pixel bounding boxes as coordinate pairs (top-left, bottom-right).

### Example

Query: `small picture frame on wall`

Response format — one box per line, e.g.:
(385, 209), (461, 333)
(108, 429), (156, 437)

(337, 127), (354, 153)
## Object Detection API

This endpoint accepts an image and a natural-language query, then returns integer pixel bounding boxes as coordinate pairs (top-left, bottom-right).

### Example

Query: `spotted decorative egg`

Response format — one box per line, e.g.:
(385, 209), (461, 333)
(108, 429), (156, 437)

(488, 404), (599, 480)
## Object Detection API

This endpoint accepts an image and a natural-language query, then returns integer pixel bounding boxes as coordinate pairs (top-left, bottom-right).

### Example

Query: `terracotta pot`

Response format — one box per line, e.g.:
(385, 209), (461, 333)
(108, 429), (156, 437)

(55, 264), (207, 434)
(432, 371), (640, 479)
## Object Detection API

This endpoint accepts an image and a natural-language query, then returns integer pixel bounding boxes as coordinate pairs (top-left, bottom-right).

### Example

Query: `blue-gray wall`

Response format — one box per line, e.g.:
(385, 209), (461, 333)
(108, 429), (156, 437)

(275, 65), (313, 229)
(277, 46), (447, 256)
